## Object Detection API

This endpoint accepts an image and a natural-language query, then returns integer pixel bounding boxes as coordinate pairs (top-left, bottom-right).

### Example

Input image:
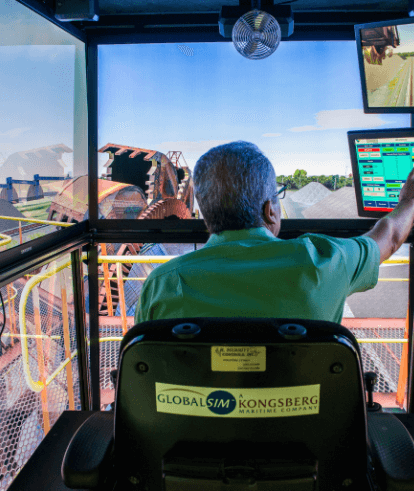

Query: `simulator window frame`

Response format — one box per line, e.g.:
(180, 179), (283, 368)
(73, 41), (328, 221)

(1, 0), (413, 416)
(355, 17), (414, 113)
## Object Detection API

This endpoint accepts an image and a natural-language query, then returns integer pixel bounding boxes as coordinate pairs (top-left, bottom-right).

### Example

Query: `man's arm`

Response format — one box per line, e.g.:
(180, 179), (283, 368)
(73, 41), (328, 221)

(365, 168), (414, 263)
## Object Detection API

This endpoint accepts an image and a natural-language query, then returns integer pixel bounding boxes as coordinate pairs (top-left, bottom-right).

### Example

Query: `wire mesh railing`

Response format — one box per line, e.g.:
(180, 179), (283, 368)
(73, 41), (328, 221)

(0, 254), (81, 490)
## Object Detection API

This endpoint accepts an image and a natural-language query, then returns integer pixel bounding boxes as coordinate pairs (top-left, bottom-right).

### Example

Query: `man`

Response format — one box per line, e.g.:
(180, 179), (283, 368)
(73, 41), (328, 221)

(135, 141), (414, 324)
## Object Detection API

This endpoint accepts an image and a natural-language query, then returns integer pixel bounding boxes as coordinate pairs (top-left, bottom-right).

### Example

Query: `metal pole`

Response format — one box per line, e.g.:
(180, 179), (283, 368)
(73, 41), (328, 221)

(116, 262), (128, 336)
(7, 285), (14, 347)
(101, 243), (113, 316)
(396, 307), (409, 407)
(33, 287), (50, 434)
(407, 243), (414, 412)
(408, 103), (414, 411)
(71, 249), (91, 410)
(87, 42), (98, 228)
(86, 35), (100, 409)
(60, 268), (75, 410)
(88, 243), (101, 410)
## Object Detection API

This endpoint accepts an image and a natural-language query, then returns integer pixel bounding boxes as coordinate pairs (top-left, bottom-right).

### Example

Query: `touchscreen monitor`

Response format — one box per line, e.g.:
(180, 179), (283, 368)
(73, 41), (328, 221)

(347, 128), (414, 217)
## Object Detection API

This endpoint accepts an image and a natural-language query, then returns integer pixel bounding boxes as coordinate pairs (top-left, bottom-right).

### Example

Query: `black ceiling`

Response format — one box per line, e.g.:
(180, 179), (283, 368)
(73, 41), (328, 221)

(25, 0), (414, 42)
(98, 0), (413, 15)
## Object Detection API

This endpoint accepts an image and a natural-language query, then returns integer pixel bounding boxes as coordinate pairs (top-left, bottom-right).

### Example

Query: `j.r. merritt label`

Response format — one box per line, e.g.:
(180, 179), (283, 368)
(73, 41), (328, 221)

(211, 346), (266, 372)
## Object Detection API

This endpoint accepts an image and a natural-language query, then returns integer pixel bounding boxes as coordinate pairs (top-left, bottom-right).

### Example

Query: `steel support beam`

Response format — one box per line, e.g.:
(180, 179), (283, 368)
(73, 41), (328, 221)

(71, 248), (92, 410)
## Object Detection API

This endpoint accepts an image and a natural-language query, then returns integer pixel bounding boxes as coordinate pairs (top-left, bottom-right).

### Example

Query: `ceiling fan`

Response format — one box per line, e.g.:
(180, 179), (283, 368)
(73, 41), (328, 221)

(220, 0), (297, 60)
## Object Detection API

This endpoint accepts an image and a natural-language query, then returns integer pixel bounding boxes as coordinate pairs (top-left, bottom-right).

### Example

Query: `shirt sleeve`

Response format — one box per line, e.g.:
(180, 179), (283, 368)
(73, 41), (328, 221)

(342, 236), (381, 294)
(300, 233), (380, 295)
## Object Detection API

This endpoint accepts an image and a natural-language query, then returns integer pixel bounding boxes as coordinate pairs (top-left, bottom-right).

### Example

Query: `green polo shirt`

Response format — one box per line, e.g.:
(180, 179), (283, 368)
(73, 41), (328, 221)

(134, 227), (380, 324)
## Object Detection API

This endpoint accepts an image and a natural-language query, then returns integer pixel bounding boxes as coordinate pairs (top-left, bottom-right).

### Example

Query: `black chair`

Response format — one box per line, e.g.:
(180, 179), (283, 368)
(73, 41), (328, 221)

(8, 318), (414, 490)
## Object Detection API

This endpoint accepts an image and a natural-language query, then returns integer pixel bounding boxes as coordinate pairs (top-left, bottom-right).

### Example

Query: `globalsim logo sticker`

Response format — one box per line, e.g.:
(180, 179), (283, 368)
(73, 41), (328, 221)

(155, 383), (319, 418)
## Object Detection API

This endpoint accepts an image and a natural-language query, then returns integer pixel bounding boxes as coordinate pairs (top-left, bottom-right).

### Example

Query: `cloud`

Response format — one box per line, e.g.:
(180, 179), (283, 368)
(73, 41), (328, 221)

(262, 133), (282, 138)
(0, 127), (31, 138)
(155, 140), (232, 153)
(266, 150), (351, 176)
(289, 109), (387, 132)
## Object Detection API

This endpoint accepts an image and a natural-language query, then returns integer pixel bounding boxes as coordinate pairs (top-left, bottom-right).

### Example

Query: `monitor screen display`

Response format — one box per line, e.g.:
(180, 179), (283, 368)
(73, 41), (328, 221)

(355, 18), (414, 113)
(348, 128), (414, 217)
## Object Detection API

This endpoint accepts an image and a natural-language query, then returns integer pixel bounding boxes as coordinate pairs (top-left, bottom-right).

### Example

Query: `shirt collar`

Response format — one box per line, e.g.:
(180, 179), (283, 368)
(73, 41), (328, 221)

(205, 227), (279, 248)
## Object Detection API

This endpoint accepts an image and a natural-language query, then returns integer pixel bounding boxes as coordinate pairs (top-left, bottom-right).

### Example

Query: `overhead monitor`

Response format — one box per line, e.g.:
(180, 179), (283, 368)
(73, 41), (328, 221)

(355, 18), (414, 113)
(348, 128), (414, 218)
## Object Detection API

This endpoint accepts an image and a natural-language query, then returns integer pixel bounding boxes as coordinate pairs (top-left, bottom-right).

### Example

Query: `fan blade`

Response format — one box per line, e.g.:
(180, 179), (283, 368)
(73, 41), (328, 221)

(240, 15), (254, 33)
(255, 12), (273, 31)
(243, 38), (259, 55)
(260, 37), (276, 50)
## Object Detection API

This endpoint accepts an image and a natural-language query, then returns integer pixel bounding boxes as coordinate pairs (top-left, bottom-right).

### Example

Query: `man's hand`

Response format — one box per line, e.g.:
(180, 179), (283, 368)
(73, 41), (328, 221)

(365, 167), (414, 263)
(399, 167), (414, 204)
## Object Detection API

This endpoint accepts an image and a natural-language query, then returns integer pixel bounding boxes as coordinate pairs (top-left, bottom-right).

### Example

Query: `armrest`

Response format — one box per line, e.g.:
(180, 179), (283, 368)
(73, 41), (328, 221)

(61, 412), (114, 489)
(368, 413), (414, 491)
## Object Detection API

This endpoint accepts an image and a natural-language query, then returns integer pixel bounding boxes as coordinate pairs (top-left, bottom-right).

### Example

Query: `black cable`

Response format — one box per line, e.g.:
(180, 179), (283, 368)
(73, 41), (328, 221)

(0, 289), (6, 356)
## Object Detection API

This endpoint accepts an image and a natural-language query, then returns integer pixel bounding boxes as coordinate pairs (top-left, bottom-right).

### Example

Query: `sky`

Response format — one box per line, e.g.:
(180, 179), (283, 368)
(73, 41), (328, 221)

(0, 0), (85, 178)
(0, 33), (411, 182)
(98, 41), (410, 177)
(393, 24), (414, 53)
(0, 45), (75, 175)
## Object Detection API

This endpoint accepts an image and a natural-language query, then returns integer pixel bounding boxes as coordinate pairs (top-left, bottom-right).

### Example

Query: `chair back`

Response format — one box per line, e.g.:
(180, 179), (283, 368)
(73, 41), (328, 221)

(114, 317), (368, 491)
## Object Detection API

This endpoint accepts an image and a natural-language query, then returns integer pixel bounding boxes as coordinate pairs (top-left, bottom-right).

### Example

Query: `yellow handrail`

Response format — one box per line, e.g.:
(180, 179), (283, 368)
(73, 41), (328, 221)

(2, 286), (18, 304)
(19, 256), (76, 392)
(383, 257), (408, 264)
(99, 255), (175, 263)
(17, 252), (411, 393)
(0, 215), (73, 228)
(358, 339), (408, 343)
(2, 333), (61, 340)
(0, 233), (12, 247)
(378, 278), (408, 281)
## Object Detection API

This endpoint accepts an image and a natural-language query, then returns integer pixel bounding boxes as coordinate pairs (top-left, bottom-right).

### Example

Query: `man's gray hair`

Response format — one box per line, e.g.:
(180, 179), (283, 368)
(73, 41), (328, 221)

(193, 141), (277, 234)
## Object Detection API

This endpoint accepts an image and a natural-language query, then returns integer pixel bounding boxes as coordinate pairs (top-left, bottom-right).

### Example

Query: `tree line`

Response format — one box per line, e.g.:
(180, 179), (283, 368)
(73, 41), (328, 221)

(277, 169), (353, 191)
(397, 52), (414, 60)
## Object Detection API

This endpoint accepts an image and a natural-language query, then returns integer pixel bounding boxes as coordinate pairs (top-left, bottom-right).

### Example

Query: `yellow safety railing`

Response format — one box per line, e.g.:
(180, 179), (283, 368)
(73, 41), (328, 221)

(19, 256), (79, 392)
(2, 285), (18, 304)
(0, 215), (73, 228)
(0, 233), (12, 247)
(0, 215), (73, 248)
(17, 253), (411, 415)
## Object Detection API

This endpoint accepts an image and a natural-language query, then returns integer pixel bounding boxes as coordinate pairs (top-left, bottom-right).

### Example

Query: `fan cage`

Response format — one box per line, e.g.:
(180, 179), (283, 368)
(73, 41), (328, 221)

(232, 9), (282, 60)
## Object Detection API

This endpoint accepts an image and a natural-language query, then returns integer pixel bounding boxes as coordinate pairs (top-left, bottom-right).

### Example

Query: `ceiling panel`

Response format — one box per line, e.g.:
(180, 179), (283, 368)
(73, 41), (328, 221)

(98, 0), (412, 15)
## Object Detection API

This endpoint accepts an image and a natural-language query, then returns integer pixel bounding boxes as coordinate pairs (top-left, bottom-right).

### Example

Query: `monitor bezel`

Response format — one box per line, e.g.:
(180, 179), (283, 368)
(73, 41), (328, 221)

(355, 17), (414, 114)
(348, 127), (414, 218)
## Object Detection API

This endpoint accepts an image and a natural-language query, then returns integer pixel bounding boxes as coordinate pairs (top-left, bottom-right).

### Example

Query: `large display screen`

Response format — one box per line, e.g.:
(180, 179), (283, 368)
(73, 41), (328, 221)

(98, 42), (410, 221)
(0, 1), (87, 254)
(348, 128), (414, 217)
(355, 18), (414, 113)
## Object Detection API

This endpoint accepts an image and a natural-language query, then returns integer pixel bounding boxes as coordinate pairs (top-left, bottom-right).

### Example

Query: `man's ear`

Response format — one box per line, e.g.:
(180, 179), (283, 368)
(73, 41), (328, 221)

(263, 200), (279, 225)
(263, 200), (281, 237)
